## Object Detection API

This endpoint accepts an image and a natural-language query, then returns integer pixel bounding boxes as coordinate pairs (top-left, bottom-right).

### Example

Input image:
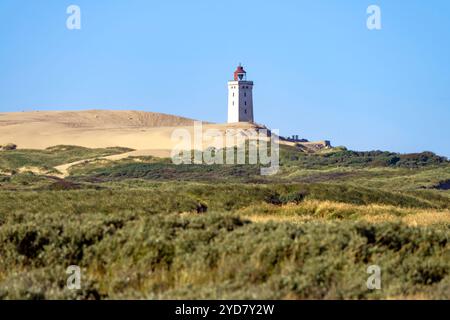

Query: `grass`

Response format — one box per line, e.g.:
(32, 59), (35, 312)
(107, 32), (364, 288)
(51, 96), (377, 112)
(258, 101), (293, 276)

(0, 209), (448, 299)
(0, 145), (132, 174)
(239, 200), (450, 228)
(0, 145), (449, 299)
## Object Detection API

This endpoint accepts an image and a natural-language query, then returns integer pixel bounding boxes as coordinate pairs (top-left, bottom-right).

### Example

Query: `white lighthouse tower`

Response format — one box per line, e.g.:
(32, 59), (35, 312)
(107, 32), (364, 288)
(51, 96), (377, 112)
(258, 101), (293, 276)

(228, 64), (254, 123)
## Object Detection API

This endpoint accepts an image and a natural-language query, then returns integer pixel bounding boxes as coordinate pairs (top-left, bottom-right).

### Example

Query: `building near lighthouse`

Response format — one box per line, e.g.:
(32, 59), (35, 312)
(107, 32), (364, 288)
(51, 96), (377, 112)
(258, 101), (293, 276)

(228, 64), (254, 123)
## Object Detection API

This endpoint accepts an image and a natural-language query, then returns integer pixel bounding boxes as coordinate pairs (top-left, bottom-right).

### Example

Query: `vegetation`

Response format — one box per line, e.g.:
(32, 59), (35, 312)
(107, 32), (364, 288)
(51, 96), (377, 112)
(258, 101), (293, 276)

(0, 143), (17, 151)
(0, 145), (449, 299)
(0, 145), (132, 174)
(280, 147), (448, 169)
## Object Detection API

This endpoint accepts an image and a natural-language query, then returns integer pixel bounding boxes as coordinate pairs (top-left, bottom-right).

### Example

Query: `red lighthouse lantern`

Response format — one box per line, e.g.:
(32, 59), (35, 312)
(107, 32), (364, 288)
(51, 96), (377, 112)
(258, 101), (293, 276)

(234, 64), (247, 81)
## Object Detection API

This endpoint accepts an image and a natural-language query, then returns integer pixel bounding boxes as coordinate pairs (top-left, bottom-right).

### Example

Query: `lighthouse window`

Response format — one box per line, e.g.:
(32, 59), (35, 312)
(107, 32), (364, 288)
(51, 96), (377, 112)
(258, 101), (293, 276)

(245, 101), (247, 106)
(233, 92), (234, 97)
(244, 92), (246, 97)
(244, 109), (247, 114)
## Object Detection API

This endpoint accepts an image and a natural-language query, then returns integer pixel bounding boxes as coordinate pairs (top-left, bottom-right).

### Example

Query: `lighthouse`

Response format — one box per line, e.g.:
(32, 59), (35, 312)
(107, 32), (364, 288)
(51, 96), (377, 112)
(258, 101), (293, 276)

(228, 64), (254, 123)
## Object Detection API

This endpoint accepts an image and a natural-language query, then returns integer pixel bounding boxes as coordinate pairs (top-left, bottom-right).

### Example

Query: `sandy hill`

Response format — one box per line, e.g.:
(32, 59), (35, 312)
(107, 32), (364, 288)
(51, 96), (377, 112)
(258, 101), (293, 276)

(0, 110), (266, 158)
(0, 110), (198, 129)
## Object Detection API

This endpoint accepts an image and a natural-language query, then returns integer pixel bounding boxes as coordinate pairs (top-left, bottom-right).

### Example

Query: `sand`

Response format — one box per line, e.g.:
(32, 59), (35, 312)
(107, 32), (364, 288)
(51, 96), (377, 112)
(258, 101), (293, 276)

(0, 109), (270, 158)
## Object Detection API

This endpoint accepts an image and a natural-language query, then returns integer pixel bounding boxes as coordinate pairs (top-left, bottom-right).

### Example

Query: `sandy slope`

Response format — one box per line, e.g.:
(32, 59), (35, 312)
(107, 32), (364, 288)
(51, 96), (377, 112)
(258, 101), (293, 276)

(0, 110), (268, 158)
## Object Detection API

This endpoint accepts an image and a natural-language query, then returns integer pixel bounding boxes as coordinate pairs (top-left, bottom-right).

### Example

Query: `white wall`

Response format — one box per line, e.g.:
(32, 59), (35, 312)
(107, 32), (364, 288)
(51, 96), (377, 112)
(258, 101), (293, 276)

(228, 80), (254, 123)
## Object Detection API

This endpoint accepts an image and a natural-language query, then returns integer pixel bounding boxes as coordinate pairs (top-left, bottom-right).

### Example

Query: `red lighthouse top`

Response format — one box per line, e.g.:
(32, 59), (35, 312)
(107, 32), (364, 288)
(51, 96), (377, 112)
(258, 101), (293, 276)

(234, 64), (247, 81)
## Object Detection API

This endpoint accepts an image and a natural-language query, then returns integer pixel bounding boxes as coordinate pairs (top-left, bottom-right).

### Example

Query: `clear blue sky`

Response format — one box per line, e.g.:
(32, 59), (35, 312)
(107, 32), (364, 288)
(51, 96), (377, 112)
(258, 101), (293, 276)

(1, 0), (449, 156)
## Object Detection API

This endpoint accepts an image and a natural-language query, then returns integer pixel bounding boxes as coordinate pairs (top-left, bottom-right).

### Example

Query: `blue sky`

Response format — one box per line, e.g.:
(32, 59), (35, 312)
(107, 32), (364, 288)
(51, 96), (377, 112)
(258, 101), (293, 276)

(0, 0), (449, 156)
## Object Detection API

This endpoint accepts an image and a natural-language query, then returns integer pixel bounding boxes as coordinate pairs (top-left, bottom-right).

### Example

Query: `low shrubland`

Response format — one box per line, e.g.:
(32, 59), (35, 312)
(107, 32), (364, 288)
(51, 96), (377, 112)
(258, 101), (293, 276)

(280, 147), (448, 169)
(0, 145), (132, 173)
(0, 208), (448, 299)
(0, 145), (449, 299)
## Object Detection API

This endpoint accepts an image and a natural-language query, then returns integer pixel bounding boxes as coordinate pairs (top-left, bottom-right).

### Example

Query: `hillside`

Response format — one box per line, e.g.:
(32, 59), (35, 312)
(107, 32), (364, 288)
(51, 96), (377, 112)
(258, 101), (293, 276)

(0, 110), (273, 157)
(0, 110), (197, 153)
(0, 111), (449, 300)
(0, 110), (198, 128)
(0, 143), (449, 299)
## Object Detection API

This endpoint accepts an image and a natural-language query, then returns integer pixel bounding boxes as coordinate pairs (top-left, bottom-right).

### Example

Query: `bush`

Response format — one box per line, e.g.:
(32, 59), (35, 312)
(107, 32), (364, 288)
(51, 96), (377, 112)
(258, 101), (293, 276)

(279, 146), (449, 169)
(279, 190), (308, 204)
(1, 210), (448, 299)
(1, 143), (17, 151)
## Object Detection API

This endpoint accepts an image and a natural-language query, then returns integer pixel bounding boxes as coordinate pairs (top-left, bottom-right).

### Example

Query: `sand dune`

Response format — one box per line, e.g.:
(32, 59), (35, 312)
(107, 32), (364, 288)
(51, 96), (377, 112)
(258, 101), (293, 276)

(0, 110), (267, 158)
(0, 110), (197, 128)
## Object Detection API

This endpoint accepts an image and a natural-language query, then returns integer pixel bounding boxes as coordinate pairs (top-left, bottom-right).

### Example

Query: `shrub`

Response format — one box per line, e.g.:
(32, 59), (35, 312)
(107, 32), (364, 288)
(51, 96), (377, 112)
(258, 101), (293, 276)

(1, 143), (17, 151)
(279, 190), (308, 204)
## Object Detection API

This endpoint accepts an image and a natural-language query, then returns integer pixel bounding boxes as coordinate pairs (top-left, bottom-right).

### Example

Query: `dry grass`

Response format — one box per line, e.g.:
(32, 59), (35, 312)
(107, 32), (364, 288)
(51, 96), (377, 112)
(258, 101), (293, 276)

(240, 200), (450, 227)
(17, 166), (51, 175)
(362, 211), (450, 227)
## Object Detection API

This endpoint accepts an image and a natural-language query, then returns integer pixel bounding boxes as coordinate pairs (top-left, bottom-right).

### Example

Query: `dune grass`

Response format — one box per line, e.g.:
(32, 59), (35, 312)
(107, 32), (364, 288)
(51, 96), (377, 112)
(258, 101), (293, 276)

(0, 145), (132, 174)
(239, 200), (450, 228)
(0, 207), (448, 299)
(0, 145), (449, 299)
